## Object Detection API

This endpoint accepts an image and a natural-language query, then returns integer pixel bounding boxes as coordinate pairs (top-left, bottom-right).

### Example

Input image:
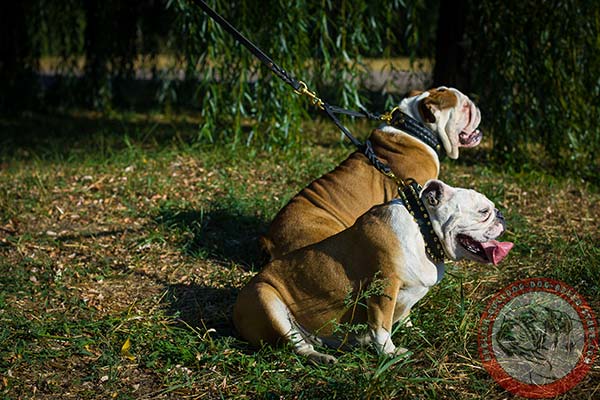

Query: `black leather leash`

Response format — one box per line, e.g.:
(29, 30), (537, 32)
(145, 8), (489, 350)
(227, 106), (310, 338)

(196, 0), (447, 271)
(194, 0), (301, 92)
(194, 0), (443, 181)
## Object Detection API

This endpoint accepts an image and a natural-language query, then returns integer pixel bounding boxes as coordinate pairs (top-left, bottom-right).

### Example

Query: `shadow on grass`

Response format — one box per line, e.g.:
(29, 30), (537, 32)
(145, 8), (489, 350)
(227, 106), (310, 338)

(153, 205), (270, 340)
(155, 206), (269, 270)
(0, 110), (200, 162)
(165, 282), (239, 337)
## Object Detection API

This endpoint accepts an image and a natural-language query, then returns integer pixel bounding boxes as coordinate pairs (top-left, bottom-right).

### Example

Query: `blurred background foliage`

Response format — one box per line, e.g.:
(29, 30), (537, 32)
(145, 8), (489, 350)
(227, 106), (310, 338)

(467, 0), (600, 176)
(0, 0), (598, 179)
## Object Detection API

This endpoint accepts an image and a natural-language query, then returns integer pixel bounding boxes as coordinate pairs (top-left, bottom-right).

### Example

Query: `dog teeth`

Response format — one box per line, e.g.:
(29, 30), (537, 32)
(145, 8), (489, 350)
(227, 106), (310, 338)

(467, 245), (481, 255)
(458, 235), (484, 256)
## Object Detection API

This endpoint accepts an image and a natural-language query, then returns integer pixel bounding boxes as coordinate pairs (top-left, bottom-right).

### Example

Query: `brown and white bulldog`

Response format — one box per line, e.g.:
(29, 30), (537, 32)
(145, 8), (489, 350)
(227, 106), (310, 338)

(235, 180), (513, 364)
(261, 87), (483, 260)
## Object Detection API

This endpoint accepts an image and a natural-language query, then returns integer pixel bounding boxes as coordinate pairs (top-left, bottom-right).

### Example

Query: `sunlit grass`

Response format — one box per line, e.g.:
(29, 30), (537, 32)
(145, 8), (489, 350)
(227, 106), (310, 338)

(0, 111), (598, 399)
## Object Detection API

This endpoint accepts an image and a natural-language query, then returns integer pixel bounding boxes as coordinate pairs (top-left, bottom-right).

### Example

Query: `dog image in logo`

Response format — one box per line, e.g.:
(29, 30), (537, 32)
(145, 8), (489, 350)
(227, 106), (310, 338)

(496, 304), (576, 366)
(490, 292), (587, 386)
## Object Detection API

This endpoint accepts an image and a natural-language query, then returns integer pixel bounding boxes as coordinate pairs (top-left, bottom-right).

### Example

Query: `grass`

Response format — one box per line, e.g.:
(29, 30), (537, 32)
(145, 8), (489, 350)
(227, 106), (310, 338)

(1, 110), (599, 399)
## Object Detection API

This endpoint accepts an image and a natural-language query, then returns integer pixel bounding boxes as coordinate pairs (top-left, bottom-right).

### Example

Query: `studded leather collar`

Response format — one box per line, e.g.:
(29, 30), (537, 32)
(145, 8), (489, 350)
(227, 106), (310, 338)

(389, 110), (444, 159)
(393, 181), (446, 266)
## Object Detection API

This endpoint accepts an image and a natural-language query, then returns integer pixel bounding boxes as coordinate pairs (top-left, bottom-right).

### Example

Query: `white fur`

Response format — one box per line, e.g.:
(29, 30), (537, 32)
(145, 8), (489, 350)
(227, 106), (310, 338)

(422, 180), (505, 262)
(388, 204), (439, 287)
(271, 296), (338, 364)
(370, 327), (397, 355)
(401, 89), (455, 158)
(384, 87), (481, 160)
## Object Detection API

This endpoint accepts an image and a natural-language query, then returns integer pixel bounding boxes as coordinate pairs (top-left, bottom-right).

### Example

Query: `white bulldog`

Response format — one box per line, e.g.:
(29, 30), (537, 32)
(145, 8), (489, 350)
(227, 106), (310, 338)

(236, 180), (513, 364)
(262, 87), (483, 260)
(400, 86), (482, 159)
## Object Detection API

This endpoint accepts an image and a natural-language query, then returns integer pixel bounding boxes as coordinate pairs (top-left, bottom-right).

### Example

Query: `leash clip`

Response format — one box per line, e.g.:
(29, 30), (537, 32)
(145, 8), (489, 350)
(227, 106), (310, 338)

(383, 169), (405, 188)
(379, 106), (400, 124)
(294, 81), (325, 110)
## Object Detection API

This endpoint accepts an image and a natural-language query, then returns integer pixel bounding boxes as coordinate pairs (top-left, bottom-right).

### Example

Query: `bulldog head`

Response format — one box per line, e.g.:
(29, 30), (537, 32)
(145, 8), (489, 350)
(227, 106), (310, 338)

(401, 87), (482, 159)
(420, 180), (513, 265)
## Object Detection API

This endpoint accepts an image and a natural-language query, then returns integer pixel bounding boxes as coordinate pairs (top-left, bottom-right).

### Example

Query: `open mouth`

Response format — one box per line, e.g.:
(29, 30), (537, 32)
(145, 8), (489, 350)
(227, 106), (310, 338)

(457, 234), (513, 265)
(458, 103), (482, 147)
(459, 129), (483, 147)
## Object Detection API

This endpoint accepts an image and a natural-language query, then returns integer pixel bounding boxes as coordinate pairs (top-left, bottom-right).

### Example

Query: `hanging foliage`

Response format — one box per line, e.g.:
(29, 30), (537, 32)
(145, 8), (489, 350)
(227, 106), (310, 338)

(466, 0), (600, 177)
(169, 0), (435, 148)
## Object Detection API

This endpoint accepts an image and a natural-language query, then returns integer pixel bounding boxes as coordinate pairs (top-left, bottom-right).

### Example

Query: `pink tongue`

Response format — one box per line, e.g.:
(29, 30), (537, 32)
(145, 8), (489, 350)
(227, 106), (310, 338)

(481, 240), (514, 265)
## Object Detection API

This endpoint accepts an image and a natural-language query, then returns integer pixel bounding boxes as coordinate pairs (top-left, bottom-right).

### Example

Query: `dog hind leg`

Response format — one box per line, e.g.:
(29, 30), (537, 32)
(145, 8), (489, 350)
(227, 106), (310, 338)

(234, 282), (337, 364)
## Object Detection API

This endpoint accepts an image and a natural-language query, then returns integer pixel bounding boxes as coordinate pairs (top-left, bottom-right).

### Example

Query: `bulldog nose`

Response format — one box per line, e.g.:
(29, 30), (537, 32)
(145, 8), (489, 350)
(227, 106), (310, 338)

(495, 209), (506, 228)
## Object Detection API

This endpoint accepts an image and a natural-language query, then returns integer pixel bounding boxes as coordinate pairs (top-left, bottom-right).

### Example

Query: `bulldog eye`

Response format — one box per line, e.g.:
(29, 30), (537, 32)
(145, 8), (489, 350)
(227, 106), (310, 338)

(479, 208), (490, 216)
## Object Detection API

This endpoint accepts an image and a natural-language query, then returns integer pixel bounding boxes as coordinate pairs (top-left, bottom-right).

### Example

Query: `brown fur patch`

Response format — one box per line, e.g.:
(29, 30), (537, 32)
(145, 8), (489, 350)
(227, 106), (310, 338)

(261, 128), (439, 260)
(418, 88), (458, 123)
(408, 90), (424, 98)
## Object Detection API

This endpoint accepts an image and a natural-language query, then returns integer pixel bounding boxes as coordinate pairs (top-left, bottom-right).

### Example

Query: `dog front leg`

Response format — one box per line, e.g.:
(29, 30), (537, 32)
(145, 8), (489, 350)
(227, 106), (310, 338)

(365, 277), (407, 356)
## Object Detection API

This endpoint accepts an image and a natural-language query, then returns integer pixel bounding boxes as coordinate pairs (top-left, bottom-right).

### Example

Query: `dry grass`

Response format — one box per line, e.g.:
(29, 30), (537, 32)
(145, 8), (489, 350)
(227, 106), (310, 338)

(0, 111), (598, 399)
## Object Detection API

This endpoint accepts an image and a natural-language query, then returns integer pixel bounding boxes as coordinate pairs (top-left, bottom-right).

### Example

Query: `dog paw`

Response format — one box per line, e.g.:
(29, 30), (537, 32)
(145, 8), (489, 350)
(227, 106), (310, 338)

(308, 352), (337, 365)
(392, 347), (408, 357)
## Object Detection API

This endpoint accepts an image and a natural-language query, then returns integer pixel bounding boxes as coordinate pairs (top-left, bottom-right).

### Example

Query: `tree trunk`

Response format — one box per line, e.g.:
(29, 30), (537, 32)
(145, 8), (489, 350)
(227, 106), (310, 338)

(0, 1), (38, 109)
(432, 0), (469, 91)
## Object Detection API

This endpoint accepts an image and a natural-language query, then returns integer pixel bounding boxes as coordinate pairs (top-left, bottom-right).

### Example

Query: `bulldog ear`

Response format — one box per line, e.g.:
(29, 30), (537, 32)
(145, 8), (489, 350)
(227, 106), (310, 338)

(418, 89), (459, 124)
(421, 180), (447, 207)
(407, 89), (424, 98)
(418, 99), (438, 123)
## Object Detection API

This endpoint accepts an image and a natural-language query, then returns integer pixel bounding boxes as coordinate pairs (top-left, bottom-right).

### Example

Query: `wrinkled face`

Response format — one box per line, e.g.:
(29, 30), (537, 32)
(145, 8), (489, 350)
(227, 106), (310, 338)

(413, 87), (482, 159)
(421, 180), (513, 265)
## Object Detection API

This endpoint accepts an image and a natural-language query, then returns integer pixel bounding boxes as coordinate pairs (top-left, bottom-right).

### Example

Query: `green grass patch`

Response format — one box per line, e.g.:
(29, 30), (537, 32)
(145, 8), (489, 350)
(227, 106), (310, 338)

(1, 111), (598, 398)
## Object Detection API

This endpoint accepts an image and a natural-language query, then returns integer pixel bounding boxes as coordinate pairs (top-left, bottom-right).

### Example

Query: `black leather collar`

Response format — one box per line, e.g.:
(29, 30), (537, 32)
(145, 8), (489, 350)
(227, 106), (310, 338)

(389, 110), (444, 159)
(394, 181), (446, 267)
